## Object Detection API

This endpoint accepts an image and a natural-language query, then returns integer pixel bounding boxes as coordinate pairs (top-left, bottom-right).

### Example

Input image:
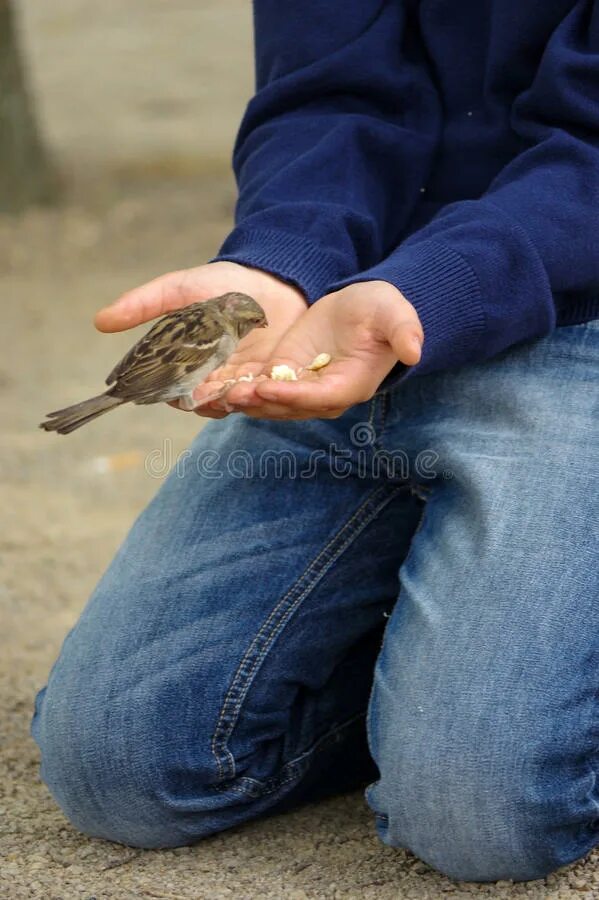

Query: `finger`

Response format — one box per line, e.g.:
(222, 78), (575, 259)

(198, 368), (270, 413)
(254, 369), (374, 412)
(218, 375), (268, 407)
(385, 313), (424, 366)
(193, 407), (231, 420)
(95, 269), (213, 333)
(205, 361), (267, 386)
(389, 326), (423, 366)
(192, 381), (230, 406)
(167, 395), (230, 421)
(240, 401), (346, 420)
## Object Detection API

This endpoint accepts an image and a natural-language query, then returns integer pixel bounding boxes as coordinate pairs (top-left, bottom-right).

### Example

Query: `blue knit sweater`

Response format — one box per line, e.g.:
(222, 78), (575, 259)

(216, 1), (599, 376)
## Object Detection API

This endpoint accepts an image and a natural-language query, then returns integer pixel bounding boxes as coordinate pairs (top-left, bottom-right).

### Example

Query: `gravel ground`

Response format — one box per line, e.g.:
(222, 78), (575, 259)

(2, 2), (599, 897)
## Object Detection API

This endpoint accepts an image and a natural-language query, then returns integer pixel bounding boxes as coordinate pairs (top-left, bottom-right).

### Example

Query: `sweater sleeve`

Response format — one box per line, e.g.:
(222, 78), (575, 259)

(339, 0), (599, 376)
(213, 0), (440, 303)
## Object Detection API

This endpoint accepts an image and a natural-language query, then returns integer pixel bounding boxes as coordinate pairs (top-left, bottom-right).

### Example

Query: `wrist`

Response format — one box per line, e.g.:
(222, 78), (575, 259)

(209, 260), (308, 312)
(328, 278), (422, 329)
(251, 267), (309, 313)
(329, 241), (485, 376)
(213, 225), (347, 304)
(359, 279), (415, 309)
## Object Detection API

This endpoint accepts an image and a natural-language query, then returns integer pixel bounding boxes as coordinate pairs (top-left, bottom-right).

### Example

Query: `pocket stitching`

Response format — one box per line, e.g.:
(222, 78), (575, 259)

(210, 483), (405, 782)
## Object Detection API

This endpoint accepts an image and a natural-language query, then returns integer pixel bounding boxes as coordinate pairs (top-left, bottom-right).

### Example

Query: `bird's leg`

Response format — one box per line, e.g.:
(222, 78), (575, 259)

(181, 372), (268, 412)
(179, 380), (235, 411)
(178, 392), (199, 411)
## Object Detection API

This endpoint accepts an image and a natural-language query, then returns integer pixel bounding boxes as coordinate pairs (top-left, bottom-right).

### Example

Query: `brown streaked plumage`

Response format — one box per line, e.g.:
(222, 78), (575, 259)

(39, 293), (267, 434)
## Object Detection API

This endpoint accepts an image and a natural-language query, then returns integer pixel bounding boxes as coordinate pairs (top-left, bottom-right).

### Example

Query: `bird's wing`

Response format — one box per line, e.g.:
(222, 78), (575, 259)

(105, 302), (211, 385)
(105, 303), (226, 402)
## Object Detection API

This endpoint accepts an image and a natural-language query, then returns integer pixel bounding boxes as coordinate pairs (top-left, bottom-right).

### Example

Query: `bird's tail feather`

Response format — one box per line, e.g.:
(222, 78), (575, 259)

(40, 393), (123, 434)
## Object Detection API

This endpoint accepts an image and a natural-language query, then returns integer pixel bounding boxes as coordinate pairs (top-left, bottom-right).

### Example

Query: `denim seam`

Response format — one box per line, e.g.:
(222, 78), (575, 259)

(210, 482), (405, 782)
(211, 710), (367, 798)
(574, 646), (599, 840)
(374, 392), (390, 453)
(366, 396), (377, 438)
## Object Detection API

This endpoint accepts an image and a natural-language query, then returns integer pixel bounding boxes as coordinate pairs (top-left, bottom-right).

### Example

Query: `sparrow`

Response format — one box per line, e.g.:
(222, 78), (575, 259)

(39, 292), (267, 434)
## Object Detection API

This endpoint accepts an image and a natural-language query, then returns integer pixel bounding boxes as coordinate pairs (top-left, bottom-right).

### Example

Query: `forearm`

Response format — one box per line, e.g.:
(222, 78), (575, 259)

(335, 1), (599, 376)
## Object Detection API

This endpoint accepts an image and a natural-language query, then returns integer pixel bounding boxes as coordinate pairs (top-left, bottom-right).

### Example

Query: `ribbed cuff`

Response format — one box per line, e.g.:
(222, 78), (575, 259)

(332, 238), (486, 378)
(213, 226), (352, 304)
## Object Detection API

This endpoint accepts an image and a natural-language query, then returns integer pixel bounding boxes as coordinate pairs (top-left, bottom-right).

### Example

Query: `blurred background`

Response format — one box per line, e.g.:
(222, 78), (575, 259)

(16, 0), (252, 176)
(2, 0), (253, 435)
(2, 0), (253, 581)
(4, 4), (596, 898)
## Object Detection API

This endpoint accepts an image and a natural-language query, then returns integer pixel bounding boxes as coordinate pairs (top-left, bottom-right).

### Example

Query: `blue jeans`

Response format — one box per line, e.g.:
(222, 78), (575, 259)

(32, 321), (599, 882)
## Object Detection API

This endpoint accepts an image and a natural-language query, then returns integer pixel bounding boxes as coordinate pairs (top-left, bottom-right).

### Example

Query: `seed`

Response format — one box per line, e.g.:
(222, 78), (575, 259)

(306, 353), (331, 371)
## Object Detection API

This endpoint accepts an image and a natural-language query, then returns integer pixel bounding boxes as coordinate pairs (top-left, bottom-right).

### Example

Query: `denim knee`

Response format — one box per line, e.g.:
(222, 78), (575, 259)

(30, 608), (255, 848)
(32, 676), (211, 848)
(368, 705), (599, 882)
(31, 595), (313, 848)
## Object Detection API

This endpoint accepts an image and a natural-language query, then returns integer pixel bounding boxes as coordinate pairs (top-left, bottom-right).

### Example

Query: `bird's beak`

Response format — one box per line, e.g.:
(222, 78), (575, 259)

(260, 319), (269, 328)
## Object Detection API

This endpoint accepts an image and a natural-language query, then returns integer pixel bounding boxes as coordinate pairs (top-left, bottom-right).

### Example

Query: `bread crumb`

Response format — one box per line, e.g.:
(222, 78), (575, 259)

(270, 364), (298, 381)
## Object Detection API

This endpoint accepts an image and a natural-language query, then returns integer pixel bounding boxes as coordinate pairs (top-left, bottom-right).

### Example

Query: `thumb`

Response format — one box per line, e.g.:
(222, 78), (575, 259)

(382, 297), (424, 367)
(94, 268), (213, 333)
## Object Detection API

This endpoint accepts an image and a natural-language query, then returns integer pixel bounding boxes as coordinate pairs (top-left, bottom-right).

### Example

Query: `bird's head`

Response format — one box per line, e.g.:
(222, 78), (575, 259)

(217, 292), (268, 339)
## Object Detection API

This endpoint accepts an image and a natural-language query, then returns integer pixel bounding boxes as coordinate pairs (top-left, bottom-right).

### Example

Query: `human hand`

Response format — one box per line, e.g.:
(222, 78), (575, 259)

(223, 281), (423, 419)
(94, 261), (307, 419)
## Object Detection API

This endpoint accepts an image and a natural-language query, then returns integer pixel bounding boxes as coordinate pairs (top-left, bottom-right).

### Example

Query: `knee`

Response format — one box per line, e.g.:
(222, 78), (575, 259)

(30, 624), (223, 848)
(32, 675), (197, 848)
(368, 708), (597, 882)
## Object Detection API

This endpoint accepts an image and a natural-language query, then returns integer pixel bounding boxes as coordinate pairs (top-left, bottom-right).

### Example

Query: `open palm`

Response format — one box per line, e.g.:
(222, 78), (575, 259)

(95, 260), (307, 418)
(224, 281), (424, 419)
